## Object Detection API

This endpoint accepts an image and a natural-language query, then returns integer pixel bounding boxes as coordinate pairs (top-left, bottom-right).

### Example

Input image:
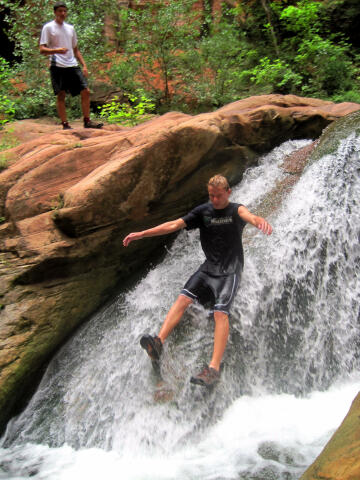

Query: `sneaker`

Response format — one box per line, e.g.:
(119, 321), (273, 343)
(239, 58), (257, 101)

(84, 119), (103, 129)
(140, 334), (163, 361)
(62, 121), (72, 130)
(190, 366), (220, 387)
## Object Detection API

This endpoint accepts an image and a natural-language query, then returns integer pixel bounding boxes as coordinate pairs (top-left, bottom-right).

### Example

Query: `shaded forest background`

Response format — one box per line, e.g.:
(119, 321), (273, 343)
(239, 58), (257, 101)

(0, 0), (360, 125)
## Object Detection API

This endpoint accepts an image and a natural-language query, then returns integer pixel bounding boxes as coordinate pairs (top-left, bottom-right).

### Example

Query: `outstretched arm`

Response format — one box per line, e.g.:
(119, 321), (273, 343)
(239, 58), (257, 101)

(123, 218), (186, 247)
(238, 206), (273, 235)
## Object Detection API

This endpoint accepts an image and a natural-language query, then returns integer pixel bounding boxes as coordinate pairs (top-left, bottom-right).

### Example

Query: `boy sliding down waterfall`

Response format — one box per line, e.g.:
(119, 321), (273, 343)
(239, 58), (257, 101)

(123, 175), (272, 387)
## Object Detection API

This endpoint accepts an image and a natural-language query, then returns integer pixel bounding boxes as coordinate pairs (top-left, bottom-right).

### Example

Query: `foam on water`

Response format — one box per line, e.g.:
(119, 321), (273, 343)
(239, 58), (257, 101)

(1, 378), (359, 480)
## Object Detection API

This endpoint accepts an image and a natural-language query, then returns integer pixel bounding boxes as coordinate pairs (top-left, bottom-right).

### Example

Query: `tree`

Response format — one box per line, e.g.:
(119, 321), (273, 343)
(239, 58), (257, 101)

(182, 15), (251, 107)
(260, 0), (280, 56)
(115, 0), (200, 106)
(277, 0), (357, 96)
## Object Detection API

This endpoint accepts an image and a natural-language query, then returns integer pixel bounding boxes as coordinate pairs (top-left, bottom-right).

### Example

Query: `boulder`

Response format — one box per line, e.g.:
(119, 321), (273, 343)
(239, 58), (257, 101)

(0, 94), (359, 431)
(300, 392), (360, 480)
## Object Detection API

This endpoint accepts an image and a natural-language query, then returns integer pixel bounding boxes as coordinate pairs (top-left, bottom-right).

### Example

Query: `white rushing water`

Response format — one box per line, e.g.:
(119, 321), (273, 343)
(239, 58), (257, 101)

(1, 136), (360, 480)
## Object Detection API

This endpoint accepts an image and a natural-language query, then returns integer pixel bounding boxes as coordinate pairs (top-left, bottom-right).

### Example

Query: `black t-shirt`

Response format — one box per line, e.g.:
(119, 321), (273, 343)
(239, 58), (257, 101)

(182, 202), (247, 276)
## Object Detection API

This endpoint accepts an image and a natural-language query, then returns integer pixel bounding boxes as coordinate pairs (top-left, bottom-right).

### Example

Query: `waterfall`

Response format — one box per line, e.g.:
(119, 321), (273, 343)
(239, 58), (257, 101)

(0, 132), (359, 480)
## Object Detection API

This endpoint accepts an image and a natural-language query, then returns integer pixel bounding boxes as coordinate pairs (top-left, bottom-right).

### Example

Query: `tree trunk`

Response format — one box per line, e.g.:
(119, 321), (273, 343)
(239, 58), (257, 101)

(260, 0), (280, 57)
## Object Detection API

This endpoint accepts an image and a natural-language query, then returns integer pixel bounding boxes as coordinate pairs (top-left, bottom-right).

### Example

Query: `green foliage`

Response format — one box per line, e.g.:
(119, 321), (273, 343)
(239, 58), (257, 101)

(106, 56), (141, 96)
(50, 194), (65, 211)
(0, 56), (12, 89)
(0, 154), (9, 171)
(98, 92), (155, 126)
(1, 0), (360, 118)
(295, 36), (355, 96)
(273, 0), (358, 97)
(277, 0), (322, 34)
(107, 0), (359, 108)
(244, 57), (303, 94)
(179, 15), (259, 108)
(12, 84), (58, 119)
(331, 89), (360, 104)
(0, 94), (15, 126)
(61, 0), (111, 64)
(110, 8), (132, 51)
(0, 58), (15, 125)
(0, 126), (19, 151)
(0, 125), (19, 170)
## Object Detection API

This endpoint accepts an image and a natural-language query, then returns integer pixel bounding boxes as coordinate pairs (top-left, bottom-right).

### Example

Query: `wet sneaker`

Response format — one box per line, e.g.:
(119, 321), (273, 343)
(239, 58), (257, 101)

(190, 366), (220, 387)
(62, 121), (72, 130)
(84, 119), (103, 129)
(140, 334), (163, 361)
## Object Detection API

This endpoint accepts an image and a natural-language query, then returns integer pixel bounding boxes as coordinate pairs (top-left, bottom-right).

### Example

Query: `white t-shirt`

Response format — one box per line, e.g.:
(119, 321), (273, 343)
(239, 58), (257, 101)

(40, 20), (78, 68)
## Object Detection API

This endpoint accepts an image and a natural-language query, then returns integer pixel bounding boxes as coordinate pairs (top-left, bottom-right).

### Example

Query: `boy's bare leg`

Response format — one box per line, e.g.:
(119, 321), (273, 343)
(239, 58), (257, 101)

(56, 91), (67, 123)
(209, 311), (229, 371)
(80, 87), (90, 118)
(158, 295), (193, 343)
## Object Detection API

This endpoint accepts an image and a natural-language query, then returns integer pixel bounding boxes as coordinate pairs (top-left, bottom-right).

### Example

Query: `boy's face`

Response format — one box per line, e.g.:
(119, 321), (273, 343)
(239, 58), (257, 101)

(208, 185), (231, 210)
(54, 6), (67, 23)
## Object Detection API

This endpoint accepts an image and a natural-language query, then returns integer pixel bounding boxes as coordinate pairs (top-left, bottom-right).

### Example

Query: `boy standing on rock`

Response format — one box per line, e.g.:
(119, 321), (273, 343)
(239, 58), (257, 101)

(123, 174), (273, 387)
(39, 1), (103, 130)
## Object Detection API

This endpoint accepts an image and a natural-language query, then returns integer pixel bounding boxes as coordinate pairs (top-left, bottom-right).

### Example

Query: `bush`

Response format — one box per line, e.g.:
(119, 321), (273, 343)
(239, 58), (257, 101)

(331, 89), (360, 104)
(180, 17), (256, 108)
(244, 56), (303, 95)
(106, 56), (142, 97)
(0, 57), (12, 89)
(0, 57), (15, 125)
(0, 94), (15, 126)
(98, 92), (155, 126)
(295, 36), (356, 96)
(11, 83), (56, 119)
(278, 0), (322, 35)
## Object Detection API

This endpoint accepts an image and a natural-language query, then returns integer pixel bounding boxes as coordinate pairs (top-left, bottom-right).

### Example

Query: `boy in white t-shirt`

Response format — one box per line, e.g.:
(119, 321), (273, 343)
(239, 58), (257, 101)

(40, 1), (102, 129)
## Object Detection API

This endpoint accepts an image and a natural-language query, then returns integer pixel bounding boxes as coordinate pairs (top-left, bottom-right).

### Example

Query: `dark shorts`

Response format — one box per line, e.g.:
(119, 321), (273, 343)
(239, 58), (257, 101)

(180, 269), (241, 315)
(50, 66), (88, 97)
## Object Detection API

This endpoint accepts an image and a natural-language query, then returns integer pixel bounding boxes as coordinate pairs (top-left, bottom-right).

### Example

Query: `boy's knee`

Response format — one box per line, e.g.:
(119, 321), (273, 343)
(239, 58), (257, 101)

(81, 88), (90, 98)
(177, 294), (193, 308)
(214, 311), (229, 323)
(57, 91), (66, 101)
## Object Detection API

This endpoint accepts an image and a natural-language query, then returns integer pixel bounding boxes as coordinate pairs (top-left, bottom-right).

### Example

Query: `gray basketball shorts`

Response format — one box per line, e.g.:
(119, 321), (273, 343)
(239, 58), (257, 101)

(180, 268), (241, 315)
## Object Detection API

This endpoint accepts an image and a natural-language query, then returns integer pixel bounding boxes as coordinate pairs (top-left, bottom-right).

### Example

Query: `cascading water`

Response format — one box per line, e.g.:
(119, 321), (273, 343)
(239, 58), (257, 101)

(0, 130), (359, 480)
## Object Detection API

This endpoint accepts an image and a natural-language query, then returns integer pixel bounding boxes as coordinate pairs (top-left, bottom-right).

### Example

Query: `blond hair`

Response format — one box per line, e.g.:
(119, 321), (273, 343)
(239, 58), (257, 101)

(207, 174), (230, 190)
